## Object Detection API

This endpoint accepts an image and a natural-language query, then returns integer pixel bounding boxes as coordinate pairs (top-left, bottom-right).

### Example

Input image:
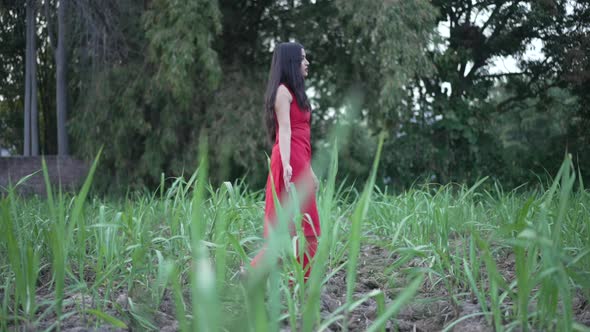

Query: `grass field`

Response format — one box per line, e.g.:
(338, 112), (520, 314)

(1, 144), (589, 331)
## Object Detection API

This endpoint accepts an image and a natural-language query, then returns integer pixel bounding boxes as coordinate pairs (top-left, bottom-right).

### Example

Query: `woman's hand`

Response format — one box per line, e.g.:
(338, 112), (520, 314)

(283, 164), (293, 192)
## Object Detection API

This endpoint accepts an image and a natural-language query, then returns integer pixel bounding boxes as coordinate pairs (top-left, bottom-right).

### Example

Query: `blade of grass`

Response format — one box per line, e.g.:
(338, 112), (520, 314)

(189, 137), (219, 332)
(344, 133), (385, 332)
(85, 309), (128, 328)
(365, 274), (424, 332)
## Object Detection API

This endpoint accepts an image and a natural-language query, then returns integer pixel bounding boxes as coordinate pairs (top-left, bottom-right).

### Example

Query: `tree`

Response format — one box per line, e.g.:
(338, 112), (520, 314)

(70, 0), (223, 189)
(376, 0), (590, 187)
(23, 0), (39, 156)
(44, 0), (68, 155)
(530, 0), (590, 179)
(212, 0), (439, 186)
(55, 0), (67, 155)
(33, 0), (589, 189)
(23, 0), (31, 156)
(0, 0), (26, 153)
(66, 0), (439, 189)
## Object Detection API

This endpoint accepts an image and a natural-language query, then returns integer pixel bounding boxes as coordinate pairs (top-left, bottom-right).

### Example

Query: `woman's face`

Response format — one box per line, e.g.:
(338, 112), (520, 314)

(301, 48), (309, 78)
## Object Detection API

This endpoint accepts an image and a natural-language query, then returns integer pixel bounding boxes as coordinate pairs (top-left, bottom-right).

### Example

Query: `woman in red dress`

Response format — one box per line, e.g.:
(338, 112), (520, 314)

(250, 42), (320, 280)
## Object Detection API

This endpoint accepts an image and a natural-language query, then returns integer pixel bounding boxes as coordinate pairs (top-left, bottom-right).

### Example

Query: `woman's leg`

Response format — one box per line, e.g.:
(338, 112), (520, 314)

(297, 236), (318, 281)
(250, 244), (267, 268)
(251, 236), (317, 281)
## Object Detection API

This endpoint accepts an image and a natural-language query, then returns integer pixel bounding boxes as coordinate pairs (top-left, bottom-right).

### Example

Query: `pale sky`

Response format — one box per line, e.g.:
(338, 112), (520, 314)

(436, 20), (545, 76)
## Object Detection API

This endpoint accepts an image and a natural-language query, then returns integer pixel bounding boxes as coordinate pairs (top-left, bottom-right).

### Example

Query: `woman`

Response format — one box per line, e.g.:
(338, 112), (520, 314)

(250, 42), (320, 281)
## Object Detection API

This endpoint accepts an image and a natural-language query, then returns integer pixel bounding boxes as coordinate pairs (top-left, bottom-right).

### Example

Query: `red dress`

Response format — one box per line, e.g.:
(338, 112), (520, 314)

(250, 84), (320, 280)
(263, 84), (321, 238)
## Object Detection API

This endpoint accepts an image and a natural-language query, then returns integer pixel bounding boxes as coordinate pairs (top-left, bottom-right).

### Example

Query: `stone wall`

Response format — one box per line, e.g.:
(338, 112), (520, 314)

(0, 156), (89, 196)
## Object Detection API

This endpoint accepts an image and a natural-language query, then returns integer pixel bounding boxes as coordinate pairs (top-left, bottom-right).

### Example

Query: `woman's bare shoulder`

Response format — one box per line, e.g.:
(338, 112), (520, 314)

(276, 84), (292, 103)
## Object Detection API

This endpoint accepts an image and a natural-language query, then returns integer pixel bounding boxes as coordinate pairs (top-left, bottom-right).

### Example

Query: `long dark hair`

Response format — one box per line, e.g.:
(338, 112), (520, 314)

(264, 42), (311, 143)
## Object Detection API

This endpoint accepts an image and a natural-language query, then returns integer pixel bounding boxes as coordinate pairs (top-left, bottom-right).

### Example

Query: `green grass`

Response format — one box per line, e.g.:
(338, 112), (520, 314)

(0, 151), (589, 331)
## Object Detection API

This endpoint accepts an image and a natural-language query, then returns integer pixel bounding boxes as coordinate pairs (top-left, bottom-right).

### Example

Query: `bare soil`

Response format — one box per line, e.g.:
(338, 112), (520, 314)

(5, 244), (589, 331)
(315, 244), (493, 332)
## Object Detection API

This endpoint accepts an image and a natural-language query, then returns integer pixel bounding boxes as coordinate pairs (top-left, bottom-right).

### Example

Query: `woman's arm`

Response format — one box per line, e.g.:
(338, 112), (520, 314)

(275, 85), (292, 191)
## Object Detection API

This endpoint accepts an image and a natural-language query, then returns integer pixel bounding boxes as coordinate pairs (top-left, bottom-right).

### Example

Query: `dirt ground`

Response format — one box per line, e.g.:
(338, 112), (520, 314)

(314, 244), (590, 332)
(5, 244), (590, 331)
(316, 244), (493, 332)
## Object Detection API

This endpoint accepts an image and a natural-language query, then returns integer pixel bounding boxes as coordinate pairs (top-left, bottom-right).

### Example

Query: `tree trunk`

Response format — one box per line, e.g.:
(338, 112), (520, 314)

(31, 0), (39, 156)
(23, 0), (33, 156)
(56, 0), (69, 155)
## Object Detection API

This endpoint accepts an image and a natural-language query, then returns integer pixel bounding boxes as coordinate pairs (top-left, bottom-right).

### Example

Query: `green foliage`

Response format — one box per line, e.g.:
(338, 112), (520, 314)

(65, 0), (439, 190)
(204, 68), (269, 186)
(0, 101), (21, 152)
(336, 0), (438, 124)
(0, 2), (25, 152)
(70, 0), (222, 189)
(493, 86), (577, 183)
(377, 0), (590, 188)
(1, 0), (590, 192)
(143, 0), (222, 102)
